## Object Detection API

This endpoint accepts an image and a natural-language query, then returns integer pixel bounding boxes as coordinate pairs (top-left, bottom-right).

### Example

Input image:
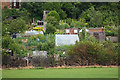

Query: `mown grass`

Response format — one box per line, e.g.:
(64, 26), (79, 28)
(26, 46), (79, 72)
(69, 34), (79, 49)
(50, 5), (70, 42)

(2, 67), (118, 78)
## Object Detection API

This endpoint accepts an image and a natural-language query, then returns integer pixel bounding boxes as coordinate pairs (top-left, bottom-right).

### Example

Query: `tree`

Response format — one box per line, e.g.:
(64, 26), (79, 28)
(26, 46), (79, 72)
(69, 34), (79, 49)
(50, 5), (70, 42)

(20, 2), (43, 20)
(47, 10), (60, 21)
(19, 8), (31, 23)
(6, 18), (27, 34)
(45, 16), (59, 28)
(45, 23), (56, 34)
(37, 34), (55, 51)
(2, 36), (25, 57)
(61, 2), (74, 18)
(59, 21), (70, 29)
(42, 2), (67, 19)
(2, 7), (19, 21)
(37, 42), (43, 51)
(81, 6), (103, 27)
(2, 36), (13, 49)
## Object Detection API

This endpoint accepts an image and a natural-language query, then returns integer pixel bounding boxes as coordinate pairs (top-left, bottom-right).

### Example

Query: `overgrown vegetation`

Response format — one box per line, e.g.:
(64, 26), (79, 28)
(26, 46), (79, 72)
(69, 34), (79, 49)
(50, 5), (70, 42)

(2, 2), (119, 68)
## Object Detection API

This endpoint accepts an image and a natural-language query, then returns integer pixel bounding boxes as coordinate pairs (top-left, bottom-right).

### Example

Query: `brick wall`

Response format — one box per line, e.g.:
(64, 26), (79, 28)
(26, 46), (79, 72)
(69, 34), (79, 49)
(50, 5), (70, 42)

(2, 2), (10, 9)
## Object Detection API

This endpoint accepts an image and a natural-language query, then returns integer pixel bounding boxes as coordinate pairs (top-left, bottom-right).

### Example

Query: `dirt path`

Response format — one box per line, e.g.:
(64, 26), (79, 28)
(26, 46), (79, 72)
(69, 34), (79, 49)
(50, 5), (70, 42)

(2, 65), (119, 70)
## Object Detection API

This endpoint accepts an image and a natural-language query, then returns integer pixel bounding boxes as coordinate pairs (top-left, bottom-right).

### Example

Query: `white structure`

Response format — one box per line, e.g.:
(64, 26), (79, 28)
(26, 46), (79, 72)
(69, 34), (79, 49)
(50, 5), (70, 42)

(43, 10), (49, 20)
(25, 30), (43, 36)
(32, 51), (47, 58)
(55, 34), (79, 46)
(37, 20), (47, 30)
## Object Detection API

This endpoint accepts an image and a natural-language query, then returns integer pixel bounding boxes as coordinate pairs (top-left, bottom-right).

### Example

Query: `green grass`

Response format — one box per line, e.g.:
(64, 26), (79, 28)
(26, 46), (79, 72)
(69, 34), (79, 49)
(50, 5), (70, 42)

(2, 67), (118, 78)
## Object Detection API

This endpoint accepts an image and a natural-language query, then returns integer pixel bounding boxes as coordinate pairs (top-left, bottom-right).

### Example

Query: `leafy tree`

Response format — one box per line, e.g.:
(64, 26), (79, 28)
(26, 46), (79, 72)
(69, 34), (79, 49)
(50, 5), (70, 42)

(2, 36), (25, 57)
(6, 18), (27, 34)
(19, 8), (31, 23)
(45, 23), (56, 34)
(46, 16), (59, 26)
(81, 6), (103, 27)
(42, 2), (67, 19)
(2, 36), (13, 49)
(61, 2), (74, 18)
(59, 21), (70, 29)
(37, 42), (43, 51)
(37, 34), (55, 51)
(20, 2), (43, 20)
(47, 10), (60, 21)
(104, 24), (118, 36)
(2, 7), (19, 21)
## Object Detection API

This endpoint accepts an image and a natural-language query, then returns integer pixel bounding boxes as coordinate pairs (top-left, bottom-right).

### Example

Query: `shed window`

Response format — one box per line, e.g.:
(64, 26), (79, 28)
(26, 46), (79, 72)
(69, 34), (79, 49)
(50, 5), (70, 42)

(74, 29), (77, 33)
(66, 29), (70, 33)
(38, 22), (44, 25)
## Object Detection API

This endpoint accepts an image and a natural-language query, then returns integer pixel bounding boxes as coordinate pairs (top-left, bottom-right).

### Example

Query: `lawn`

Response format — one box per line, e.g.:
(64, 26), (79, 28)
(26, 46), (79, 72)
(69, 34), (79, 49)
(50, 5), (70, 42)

(2, 67), (118, 78)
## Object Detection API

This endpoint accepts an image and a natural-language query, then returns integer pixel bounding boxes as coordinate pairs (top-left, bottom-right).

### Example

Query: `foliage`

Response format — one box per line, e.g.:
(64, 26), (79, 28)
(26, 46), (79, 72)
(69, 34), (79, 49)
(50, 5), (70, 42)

(2, 7), (31, 23)
(30, 34), (45, 41)
(45, 16), (59, 28)
(42, 2), (67, 19)
(2, 8), (19, 21)
(47, 10), (60, 21)
(37, 34), (55, 52)
(2, 36), (26, 57)
(20, 2), (43, 20)
(59, 21), (70, 29)
(2, 36), (13, 49)
(37, 42), (43, 51)
(45, 23), (56, 34)
(39, 27), (45, 32)
(104, 24), (118, 36)
(3, 18), (27, 35)
(55, 31), (65, 34)
(67, 40), (118, 66)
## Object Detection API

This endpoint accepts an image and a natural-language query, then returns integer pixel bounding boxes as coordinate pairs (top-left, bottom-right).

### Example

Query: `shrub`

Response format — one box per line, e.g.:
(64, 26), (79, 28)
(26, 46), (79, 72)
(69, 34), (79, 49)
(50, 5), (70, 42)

(67, 40), (118, 66)
(46, 24), (56, 34)
(30, 35), (37, 41)
(37, 42), (42, 51)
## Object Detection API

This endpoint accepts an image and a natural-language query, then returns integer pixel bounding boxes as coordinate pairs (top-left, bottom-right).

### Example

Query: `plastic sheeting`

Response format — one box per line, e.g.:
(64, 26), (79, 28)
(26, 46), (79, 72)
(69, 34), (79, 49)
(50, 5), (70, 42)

(25, 30), (43, 36)
(55, 34), (79, 46)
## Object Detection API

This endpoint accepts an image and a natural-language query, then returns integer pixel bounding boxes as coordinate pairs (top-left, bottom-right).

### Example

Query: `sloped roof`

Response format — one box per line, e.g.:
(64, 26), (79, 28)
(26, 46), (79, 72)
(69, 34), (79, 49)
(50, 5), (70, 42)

(55, 34), (79, 46)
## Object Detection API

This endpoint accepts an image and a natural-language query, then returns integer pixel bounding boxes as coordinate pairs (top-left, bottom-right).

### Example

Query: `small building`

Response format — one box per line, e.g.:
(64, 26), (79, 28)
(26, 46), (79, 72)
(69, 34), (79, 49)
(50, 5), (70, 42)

(65, 28), (80, 34)
(88, 28), (105, 42)
(106, 36), (118, 42)
(37, 20), (47, 30)
(1, 0), (21, 9)
(55, 34), (79, 46)
(89, 28), (103, 32)
(43, 10), (49, 20)
(35, 10), (49, 30)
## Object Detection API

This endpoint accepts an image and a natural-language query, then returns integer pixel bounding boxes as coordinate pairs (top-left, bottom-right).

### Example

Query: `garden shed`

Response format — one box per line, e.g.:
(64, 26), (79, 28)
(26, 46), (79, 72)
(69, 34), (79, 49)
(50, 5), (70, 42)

(55, 34), (79, 46)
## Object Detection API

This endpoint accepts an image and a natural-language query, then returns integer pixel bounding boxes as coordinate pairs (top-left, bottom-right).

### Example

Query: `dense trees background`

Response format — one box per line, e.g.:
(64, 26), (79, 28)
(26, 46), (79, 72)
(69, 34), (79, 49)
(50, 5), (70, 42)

(20, 2), (119, 24)
(2, 2), (119, 67)
(20, 2), (119, 35)
(2, 2), (119, 36)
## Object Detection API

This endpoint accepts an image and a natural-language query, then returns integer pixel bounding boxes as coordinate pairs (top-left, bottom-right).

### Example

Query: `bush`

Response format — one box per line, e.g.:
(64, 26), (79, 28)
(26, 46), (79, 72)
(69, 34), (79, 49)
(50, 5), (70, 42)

(30, 35), (37, 41)
(37, 42), (42, 51)
(67, 40), (118, 66)
(55, 31), (65, 34)
(47, 10), (60, 21)
(45, 23), (56, 34)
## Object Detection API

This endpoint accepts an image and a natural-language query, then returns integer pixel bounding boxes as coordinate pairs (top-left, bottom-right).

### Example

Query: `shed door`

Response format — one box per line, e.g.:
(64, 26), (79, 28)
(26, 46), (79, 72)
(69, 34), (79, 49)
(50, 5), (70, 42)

(93, 32), (99, 40)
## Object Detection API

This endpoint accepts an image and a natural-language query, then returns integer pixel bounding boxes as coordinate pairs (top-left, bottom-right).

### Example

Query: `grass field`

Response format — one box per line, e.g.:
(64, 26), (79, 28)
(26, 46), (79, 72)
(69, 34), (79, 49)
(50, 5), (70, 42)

(2, 67), (118, 78)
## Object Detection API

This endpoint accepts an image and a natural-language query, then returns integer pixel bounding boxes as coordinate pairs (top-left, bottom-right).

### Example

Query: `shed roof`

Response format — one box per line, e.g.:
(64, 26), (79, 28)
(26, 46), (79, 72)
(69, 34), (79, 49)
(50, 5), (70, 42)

(55, 34), (79, 46)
